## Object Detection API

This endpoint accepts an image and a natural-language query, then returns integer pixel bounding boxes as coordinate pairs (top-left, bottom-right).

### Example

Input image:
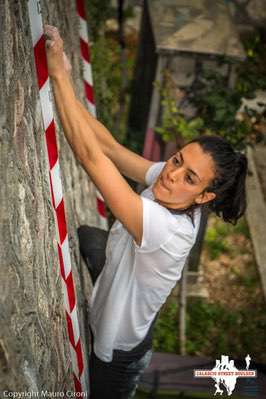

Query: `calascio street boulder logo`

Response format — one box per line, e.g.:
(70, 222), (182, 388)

(194, 354), (257, 396)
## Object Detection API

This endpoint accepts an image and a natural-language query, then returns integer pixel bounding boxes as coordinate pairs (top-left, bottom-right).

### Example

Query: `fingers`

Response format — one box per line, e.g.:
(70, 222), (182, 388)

(44, 24), (63, 50)
(44, 24), (59, 36)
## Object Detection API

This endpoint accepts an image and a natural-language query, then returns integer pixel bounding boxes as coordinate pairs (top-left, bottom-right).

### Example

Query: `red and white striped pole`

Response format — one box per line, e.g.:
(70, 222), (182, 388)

(27, 0), (88, 393)
(76, 0), (108, 230)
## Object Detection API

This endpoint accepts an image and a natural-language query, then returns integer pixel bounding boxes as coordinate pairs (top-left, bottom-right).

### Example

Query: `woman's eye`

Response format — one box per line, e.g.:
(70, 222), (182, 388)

(186, 175), (194, 184)
(173, 156), (180, 165)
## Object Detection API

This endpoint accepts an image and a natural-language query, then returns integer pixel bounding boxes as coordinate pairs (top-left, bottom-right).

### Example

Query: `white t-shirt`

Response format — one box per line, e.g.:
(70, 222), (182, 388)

(89, 162), (201, 362)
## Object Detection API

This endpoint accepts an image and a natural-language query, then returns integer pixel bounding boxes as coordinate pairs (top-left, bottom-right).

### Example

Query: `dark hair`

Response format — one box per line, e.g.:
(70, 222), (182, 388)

(189, 135), (248, 225)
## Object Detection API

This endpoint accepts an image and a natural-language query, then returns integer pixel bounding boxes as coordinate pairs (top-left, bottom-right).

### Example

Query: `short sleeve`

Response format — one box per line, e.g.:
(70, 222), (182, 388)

(145, 162), (166, 186)
(135, 196), (194, 255)
(134, 197), (177, 251)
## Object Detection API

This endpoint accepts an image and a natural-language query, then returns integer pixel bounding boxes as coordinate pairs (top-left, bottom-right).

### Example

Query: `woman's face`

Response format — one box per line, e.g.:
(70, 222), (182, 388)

(152, 142), (216, 210)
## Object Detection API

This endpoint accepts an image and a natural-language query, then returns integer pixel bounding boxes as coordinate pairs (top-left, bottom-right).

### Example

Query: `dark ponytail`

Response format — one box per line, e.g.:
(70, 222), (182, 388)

(190, 136), (248, 225)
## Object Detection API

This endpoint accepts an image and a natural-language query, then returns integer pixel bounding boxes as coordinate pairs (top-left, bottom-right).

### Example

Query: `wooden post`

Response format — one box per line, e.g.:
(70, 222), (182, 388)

(179, 260), (188, 355)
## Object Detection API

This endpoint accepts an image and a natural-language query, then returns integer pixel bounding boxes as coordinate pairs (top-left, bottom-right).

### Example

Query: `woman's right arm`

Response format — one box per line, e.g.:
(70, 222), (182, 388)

(76, 100), (155, 185)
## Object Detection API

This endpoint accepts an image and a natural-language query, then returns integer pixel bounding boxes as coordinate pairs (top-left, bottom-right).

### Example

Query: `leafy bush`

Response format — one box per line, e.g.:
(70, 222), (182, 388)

(153, 297), (266, 363)
(153, 300), (179, 353)
(188, 67), (251, 148)
(91, 36), (122, 136)
(186, 297), (266, 362)
(204, 216), (250, 259)
(85, 0), (113, 39)
(155, 80), (204, 144)
(204, 224), (231, 260)
(90, 12), (137, 144)
(236, 30), (266, 96)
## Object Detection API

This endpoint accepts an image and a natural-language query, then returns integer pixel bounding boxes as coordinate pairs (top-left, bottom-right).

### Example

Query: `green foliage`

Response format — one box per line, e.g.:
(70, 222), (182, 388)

(91, 34), (137, 144)
(186, 298), (228, 355)
(189, 68), (251, 149)
(88, 5), (138, 144)
(152, 300), (179, 353)
(204, 224), (231, 260)
(230, 216), (250, 239)
(155, 67), (251, 149)
(186, 297), (266, 361)
(231, 266), (259, 289)
(153, 296), (266, 362)
(155, 93), (204, 143)
(90, 36), (122, 139)
(236, 31), (266, 96)
(85, 0), (113, 39)
(204, 216), (250, 259)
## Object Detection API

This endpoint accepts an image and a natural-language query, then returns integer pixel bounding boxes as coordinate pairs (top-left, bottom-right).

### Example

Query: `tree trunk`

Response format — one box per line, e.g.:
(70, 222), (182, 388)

(0, 0), (101, 392)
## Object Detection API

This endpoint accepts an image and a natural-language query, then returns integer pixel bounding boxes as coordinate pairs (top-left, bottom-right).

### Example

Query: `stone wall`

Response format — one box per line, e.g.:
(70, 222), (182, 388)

(0, 0), (100, 392)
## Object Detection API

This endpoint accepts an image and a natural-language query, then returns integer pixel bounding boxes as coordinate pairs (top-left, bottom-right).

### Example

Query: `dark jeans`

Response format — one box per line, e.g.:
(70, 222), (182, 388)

(77, 225), (153, 399)
(77, 225), (109, 285)
(89, 327), (153, 399)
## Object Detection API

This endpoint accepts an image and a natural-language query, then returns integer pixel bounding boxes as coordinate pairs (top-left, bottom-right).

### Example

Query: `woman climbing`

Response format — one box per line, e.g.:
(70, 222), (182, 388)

(44, 25), (248, 399)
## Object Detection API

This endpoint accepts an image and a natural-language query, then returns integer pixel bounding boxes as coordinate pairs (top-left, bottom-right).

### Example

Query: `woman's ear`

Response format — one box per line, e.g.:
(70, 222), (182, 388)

(195, 191), (216, 205)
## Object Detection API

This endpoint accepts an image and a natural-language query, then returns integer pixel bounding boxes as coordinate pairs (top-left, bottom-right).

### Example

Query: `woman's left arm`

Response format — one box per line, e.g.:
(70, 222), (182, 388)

(45, 25), (143, 246)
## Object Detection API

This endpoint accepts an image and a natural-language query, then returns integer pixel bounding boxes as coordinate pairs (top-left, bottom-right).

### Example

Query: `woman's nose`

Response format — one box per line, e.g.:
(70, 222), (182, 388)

(167, 167), (183, 183)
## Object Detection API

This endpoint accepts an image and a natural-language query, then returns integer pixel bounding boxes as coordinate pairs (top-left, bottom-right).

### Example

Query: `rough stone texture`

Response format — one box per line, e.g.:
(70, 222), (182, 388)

(0, 0), (101, 392)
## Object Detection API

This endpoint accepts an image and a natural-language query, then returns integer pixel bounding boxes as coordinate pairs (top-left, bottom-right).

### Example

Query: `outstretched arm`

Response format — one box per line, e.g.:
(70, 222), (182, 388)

(45, 25), (144, 245)
(76, 100), (154, 185)
(62, 48), (154, 184)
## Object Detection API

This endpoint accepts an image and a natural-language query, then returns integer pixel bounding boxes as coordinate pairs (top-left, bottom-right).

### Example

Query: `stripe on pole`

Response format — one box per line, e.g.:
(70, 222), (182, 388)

(27, 0), (87, 393)
(76, 0), (108, 230)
